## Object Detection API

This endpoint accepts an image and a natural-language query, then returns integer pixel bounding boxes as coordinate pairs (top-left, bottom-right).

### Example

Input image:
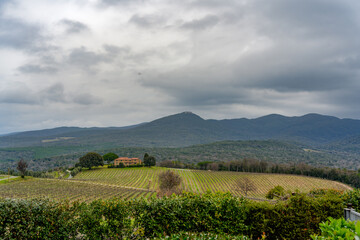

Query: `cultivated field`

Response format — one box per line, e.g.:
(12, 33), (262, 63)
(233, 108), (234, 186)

(0, 167), (351, 202)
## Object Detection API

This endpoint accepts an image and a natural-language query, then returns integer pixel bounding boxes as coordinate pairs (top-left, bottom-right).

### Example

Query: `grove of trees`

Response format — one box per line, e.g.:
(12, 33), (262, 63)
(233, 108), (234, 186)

(143, 153), (156, 167)
(103, 152), (119, 164)
(78, 152), (104, 170)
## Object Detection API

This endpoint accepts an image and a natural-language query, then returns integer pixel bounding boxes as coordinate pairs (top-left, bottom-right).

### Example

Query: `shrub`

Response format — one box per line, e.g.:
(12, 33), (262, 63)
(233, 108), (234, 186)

(265, 185), (286, 199)
(77, 198), (138, 239)
(153, 232), (251, 239)
(158, 170), (182, 196)
(343, 188), (360, 211)
(311, 217), (360, 239)
(70, 166), (82, 177)
(108, 163), (125, 168)
(0, 198), (79, 239)
(0, 191), (347, 239)
(133, 192), (248, 238)
(245, 193), (344, 239)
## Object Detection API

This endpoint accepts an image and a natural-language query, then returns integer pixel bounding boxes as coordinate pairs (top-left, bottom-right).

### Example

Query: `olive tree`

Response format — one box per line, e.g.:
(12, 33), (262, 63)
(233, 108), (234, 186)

(234, 177), (256, 197)
(17, 159), (28, 178)
(103, 152), (119, 164)
(158, 170), (182, 196)
(78, 152), (104, 170)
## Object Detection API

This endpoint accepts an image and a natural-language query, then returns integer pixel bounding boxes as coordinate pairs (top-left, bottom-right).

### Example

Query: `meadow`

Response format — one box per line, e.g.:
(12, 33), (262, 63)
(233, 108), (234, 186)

(0, 167), (351, 202)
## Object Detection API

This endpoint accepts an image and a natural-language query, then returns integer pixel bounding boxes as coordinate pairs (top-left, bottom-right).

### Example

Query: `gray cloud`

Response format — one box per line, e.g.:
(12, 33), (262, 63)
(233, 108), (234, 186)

(181, 15), (220, 30)
(0, 83), (101, 106)
(129, 14), (166, 28)
(60, 19), (89, 34)
(72, 93), (102, 105)
(103, 44), (131, 57)
(18, 64), (58, 74)
(67, 46), (117, 70)
(0, 18), (44, 50)
(0, 89), (39, 105)
(2, 0), (360, 134)
(97, 0), (143, 8)
(252, 0), (359, 38)
(40, 83), (66, 103)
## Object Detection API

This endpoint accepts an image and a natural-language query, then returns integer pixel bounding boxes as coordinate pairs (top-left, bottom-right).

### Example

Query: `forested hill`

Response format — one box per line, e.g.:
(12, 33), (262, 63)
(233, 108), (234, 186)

(2, 140), (358, 171)
(1, 112), (360, 149)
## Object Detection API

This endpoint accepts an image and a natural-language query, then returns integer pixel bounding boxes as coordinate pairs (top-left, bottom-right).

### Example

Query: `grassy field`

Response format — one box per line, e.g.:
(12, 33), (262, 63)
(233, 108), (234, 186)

(0, 167), (351, 202)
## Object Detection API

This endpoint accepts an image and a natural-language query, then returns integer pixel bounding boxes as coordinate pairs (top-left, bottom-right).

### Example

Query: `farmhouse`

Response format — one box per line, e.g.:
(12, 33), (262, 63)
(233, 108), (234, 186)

(114, 157), (142, 166)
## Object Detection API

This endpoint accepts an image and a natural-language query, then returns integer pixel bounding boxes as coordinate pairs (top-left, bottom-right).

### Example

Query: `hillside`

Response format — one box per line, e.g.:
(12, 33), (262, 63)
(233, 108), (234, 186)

(2, 140), (358, 171)
(2, 112), (360, 149)
(2, 112), (360, 171)
(0, 167), (351, 202)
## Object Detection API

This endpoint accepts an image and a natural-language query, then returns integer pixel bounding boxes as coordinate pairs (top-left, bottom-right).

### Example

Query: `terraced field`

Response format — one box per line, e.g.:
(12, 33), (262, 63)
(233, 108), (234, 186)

(0, 167), (351, 202)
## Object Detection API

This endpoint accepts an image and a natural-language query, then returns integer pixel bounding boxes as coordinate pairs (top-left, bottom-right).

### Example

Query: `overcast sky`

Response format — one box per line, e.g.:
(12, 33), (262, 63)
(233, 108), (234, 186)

(1, 0), (360, 134)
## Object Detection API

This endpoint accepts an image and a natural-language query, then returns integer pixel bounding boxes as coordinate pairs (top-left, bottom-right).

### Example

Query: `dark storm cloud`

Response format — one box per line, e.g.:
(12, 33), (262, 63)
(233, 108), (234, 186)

(181, 15), (220, 30)
(18, 64), (58, 74)
(137, 0), (360, 110)
(60, 19), (89, 34)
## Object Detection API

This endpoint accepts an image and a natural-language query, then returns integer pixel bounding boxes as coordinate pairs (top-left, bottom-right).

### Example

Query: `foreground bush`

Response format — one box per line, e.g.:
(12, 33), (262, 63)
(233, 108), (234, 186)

(0, 192), (346, 239)
(133, 192), (247, 237)
(153, 232), (251, 240)
(311, 217), (360, 239)
(0, 198), (79, 239)
(245, 193), (344, 239)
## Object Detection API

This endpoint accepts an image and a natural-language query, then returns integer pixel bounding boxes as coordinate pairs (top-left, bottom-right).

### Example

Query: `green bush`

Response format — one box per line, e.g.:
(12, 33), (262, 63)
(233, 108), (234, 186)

(245, 193), (344, 239)
(76, 198), (138, 239)
(0, 191), (348, 239)
(0, 198), (79, 239)
(153, 232), (251, 240)
(265, 185), (286, 199)
(343, 189), (360, 211)
(311, 217), (360, 239)
(133, 192), (247, 237)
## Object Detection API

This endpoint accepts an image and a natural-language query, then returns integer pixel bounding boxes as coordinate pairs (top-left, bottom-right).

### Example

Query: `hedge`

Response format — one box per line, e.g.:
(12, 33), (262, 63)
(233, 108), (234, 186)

(0, 191), (349, 239)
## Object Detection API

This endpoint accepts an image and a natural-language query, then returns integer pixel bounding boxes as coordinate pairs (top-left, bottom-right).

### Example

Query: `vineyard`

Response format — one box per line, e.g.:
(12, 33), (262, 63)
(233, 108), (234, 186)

(0, 167), (351, 202)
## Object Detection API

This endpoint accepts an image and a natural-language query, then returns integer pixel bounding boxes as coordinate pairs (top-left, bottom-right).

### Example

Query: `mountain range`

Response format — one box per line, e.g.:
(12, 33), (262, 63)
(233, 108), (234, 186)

(2, 111), (360, 171)
(1, 111), (360, 148)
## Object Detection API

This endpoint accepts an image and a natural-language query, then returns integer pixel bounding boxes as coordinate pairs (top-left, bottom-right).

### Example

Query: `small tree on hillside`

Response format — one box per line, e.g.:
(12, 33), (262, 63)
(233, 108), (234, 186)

(79, 152), (104, 170)
(17, 159), (28, 178)
(234, 177), (256, 197)
(158, 170), (182, 196)
(103, 152), (119, 164)
(266, 185), (287, 200)
(144, 153), (156, 167)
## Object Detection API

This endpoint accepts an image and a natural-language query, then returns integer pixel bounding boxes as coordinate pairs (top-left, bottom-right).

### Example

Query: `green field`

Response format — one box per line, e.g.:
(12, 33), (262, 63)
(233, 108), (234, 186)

(0, 167), (351, 202)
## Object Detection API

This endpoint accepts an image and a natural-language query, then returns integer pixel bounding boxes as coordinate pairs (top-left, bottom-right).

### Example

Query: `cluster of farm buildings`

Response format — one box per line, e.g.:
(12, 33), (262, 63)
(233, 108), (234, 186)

(114, 157), (142, 166)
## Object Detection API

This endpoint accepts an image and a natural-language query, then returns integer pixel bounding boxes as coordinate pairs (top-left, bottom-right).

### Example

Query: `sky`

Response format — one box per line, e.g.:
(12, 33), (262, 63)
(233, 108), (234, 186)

(1, 0), (360, 134)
